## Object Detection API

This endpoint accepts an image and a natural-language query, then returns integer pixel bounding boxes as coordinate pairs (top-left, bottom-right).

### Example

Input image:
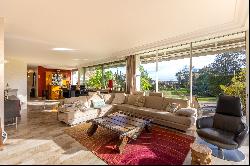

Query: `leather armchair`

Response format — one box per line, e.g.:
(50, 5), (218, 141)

(196, 95), (249, 161)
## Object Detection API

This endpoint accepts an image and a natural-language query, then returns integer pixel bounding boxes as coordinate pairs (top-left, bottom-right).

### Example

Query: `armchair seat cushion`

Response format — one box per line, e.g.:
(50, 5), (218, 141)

(197, 128), (238, 148)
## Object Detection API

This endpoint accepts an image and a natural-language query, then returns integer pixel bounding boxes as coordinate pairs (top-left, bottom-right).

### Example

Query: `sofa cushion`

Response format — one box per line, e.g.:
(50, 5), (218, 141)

(64, 97), (78, 104)
(111, 93), (126, 104)
(140, 108), (194, 126)
(144, 96), (164, 110)
(134, 96), (146, 107)
(149, 92), (163, 97)
(64, 108), (99, 120)
(197, 128), (237, 147)
(127, 95), (138, 105)
(97, 104), (113, 117)
(175, 107), (197, 117)
(116, 104), (193, 126)
(132, 91), (145, 96)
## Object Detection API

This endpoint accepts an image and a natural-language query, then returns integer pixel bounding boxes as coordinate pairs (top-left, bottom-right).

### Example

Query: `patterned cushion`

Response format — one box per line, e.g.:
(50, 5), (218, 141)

(111, 93), (126, 104)
(134, 96), (146, 107)
(102, 93), (115, 104)
(165, 103), (178, 113)
(91, 99), (106, 109)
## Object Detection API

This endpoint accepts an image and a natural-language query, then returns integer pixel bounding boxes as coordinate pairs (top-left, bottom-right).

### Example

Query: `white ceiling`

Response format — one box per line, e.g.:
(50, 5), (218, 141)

(0, 0), (248, 69)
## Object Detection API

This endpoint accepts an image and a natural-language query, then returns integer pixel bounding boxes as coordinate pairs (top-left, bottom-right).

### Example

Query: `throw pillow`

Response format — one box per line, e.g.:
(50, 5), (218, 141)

(175, 108), (197, 117)
(165, 103), (179, 113)
(134, 96), (146, 107)
(91, 99), (106, 109)
(102, 94), (114, 104)
(111, 93), (126, 104)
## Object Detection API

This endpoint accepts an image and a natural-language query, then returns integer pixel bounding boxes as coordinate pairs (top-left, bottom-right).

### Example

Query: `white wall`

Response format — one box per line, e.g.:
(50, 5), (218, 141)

(4, 59), (27, 109)
(0, 18), (4, 129)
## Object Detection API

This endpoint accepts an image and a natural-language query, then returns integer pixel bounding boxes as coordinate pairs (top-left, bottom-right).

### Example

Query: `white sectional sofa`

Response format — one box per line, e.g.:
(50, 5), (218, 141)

(58, 92), (198, 131)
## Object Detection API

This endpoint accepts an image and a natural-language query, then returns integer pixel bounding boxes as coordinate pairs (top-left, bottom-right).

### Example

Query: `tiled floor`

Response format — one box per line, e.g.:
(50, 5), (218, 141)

(0, 101), (249, 165)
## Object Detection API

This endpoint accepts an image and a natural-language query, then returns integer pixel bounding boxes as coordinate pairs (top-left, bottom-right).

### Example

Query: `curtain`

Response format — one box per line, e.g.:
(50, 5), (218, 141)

(126, 55), (136, 94)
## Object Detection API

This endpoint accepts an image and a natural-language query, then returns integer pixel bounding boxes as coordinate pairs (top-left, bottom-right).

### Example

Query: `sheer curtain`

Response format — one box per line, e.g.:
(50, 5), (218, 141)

(126, 55), (136, 94)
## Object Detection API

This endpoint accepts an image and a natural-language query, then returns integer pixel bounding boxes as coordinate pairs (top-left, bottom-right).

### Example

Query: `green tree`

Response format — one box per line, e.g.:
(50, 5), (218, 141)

(139, 65), (154, 91)
(206, 51), (246, 96)
(220, 68), (246, 114)
(175, 65), (190, 88)
(86, 67), (103, 89)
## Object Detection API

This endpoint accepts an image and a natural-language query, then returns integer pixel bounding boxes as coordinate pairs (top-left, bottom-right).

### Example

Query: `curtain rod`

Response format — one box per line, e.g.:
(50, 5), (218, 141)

(133, 31), (246, 57)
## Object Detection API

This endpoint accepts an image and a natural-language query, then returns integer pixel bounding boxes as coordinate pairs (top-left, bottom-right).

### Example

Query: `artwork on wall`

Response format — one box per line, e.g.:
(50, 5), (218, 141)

(51, 73), (63, 86)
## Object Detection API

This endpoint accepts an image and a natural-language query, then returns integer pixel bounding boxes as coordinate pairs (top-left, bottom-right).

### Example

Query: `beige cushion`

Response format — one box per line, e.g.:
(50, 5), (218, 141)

(144, 96), (164, 110)
(132, 91), (145, 96)
(175, 107), (197, 117)
(111, 93), (126, 104)
(149, 92), (163, 97)
(134, 96), (146, 107)
(127, 94), (138, 105)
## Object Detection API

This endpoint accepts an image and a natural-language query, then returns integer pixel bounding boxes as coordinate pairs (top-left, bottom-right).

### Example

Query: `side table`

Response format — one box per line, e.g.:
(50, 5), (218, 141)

(190, 143), (212, 165)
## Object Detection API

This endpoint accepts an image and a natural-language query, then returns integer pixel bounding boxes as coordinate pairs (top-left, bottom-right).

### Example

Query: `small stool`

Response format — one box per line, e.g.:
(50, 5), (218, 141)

(190, 143), (212, 165)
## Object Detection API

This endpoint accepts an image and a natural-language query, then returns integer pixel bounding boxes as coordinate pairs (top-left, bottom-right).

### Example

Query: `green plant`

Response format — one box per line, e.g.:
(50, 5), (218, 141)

(139, 65), (154, 91)
(220, 68), (246, 114)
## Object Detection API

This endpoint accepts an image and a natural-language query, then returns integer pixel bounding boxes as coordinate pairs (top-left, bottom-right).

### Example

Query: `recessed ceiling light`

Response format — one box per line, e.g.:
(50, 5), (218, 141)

(52, 48), (78, 51)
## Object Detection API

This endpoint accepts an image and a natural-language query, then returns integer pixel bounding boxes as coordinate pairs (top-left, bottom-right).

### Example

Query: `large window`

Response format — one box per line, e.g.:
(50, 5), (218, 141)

(71, 70), (78, 85)
(83, 60), (126, 91)
(138, 32), (247, 119)
(85, 66), (102, 90)
(104, 61), (126, 91)
(192, 51), (246, 117)
(139, 55), (156, 92)
(158, 58), (190, 99)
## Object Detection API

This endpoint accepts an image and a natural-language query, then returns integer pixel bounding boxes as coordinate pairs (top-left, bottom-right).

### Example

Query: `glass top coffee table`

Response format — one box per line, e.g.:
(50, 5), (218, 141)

(86, 111), (152, 153)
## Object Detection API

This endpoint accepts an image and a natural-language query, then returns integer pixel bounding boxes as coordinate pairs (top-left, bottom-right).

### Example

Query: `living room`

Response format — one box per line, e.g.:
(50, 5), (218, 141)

(0, 0), (249, 165)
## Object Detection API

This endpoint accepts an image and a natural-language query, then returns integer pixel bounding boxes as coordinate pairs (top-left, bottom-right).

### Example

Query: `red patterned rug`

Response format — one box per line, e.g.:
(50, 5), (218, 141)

(65, 123), (195, 165)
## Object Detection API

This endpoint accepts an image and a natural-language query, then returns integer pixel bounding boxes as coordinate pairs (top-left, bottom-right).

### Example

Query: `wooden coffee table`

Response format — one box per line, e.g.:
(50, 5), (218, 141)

(86, 111), (152, 153)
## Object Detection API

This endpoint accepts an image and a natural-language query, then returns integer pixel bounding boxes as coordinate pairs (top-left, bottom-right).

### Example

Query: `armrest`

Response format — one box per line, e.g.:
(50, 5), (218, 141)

(235, 122), (249, 148)
(196, 116), (214, 129)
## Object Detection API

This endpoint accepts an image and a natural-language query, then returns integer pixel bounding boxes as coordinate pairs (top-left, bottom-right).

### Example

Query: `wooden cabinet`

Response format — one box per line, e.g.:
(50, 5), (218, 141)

(48, 85), (63, 100)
